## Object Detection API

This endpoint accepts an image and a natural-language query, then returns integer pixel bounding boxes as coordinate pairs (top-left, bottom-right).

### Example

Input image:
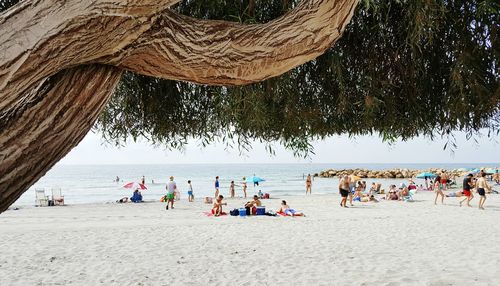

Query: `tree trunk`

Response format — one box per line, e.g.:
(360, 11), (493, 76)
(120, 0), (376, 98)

(0, 65), (122, 212)
(0, 0), (358, 212)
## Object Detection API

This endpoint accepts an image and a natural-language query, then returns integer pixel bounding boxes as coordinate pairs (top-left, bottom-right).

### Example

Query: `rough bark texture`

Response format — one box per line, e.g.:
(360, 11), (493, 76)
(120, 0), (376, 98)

(0, 65), (122, 212)
(0, 0), (358, 212)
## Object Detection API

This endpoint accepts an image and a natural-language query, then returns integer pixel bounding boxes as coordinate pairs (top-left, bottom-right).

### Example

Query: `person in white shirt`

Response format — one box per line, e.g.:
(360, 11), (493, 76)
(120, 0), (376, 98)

(165, 176), (177, 210)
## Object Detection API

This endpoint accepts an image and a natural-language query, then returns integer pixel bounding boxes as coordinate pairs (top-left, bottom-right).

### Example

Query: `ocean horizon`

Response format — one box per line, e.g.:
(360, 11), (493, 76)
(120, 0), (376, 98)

(15, 162), (499, 207)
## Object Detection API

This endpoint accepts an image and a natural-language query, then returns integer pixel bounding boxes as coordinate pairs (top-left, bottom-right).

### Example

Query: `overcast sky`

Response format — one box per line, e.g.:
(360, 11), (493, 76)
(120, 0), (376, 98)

(58, 131), (499, 165)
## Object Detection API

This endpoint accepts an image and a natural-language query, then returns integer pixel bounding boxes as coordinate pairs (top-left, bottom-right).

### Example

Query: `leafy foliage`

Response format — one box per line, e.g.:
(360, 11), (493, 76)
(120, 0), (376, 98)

(2, 1), (498, 156)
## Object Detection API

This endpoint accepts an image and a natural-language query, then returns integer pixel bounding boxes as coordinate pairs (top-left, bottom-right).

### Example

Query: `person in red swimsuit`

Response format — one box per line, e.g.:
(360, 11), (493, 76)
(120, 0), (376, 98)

(460, 173), (474, 207)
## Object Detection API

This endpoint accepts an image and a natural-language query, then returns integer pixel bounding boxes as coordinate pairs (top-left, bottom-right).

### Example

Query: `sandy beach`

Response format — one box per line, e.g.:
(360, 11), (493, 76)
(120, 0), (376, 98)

(1, 191), (500, 286)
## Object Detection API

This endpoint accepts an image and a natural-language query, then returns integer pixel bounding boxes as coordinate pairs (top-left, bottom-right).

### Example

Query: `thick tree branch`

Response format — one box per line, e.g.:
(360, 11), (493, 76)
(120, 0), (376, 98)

(108, 0), (358, 85)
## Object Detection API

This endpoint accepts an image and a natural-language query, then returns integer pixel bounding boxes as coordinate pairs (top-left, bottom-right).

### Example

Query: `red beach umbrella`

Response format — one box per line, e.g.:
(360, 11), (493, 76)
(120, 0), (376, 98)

(123, 182), (147, 190)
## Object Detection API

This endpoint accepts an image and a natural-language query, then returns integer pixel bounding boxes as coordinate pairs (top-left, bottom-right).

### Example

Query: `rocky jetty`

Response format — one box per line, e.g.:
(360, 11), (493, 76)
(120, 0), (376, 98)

(317, 168), (467, 179)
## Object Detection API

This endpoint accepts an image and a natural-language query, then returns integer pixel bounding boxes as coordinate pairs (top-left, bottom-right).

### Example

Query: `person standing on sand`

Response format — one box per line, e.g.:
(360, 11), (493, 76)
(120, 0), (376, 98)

(434, 174), (445, 205)
(476, 172), (491, 210)
(460, 174), (474, 207)
(339, 175), (350, 208)
(141, 175), (145, 185)
(242, 177), (247, 198)
(440, 172), (448, 191)
(187, 180), (194, 202)
(306, 174), (312, 195)
(166, 176), (177, 210)
(229, 181), (235, 198)
(214, 176), (220, 198)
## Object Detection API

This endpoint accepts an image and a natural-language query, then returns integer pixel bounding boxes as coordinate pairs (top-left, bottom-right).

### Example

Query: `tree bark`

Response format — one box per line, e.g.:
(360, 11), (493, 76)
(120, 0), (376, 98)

(0, 65), (122, 212)
(0, 0), (358, 212)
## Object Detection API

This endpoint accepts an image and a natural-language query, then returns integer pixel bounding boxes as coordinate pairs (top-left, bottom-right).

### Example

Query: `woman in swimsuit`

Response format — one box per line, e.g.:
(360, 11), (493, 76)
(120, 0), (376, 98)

(277, 200), (304, 216)
(434, 175), (445, 205)
(242, 177), (247, 198)
(306, 174), (312, 195)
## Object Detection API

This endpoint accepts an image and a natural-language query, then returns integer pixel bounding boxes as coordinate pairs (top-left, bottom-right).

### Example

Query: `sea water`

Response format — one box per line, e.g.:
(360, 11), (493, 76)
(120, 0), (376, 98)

(13, 163), (499, 206)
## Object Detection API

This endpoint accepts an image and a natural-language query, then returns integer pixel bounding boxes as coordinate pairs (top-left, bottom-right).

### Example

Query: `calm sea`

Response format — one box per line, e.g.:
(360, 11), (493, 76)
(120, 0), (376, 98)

(14, 163), (499, 206)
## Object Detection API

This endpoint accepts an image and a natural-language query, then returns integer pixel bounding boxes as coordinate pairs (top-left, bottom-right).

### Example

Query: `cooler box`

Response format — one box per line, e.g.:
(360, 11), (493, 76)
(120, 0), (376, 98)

(256, 206), (266, 215)
(239, 208), (247, 217)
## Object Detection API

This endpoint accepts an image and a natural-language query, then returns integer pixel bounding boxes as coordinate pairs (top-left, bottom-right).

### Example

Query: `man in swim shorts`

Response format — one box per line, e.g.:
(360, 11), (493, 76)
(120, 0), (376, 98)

(339, 175), (350, 208)
(460, 174), (474, 207)
(476, 172), (491, 210)
(166, 176), (177, 210)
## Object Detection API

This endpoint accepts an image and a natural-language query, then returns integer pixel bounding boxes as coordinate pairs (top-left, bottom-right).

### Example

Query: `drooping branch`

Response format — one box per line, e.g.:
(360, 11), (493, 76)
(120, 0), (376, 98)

(105, 0), (358, 85)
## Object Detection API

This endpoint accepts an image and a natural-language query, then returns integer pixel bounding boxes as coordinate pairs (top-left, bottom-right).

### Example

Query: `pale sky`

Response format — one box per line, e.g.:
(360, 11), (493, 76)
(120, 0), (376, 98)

(58, 131), (499, 165)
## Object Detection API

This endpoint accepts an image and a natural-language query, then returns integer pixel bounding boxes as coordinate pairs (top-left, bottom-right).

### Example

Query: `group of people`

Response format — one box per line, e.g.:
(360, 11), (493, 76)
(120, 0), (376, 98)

(211, 194), (304, 217)
(336, 169), (496, 210)
(215, 176), (249, 199)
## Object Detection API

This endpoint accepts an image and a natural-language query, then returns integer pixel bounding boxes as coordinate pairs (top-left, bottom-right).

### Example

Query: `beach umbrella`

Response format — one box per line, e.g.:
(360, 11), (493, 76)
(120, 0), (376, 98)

(416, 172), (436, 179)
(484, 168), (498, 174)
(123, 182), (147, 190)
(246, 176), (265, 185)
(349, 175), (361, 181)
(469, 168), (480, 174)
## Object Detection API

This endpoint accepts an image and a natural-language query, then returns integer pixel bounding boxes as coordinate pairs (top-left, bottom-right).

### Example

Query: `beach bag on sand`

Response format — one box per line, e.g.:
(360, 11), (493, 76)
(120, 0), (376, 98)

(230, 209), (239, 216)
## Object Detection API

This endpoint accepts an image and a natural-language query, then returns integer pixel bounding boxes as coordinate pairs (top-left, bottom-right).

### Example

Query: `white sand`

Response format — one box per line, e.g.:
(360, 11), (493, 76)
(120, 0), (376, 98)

(1, 191), (500, 286)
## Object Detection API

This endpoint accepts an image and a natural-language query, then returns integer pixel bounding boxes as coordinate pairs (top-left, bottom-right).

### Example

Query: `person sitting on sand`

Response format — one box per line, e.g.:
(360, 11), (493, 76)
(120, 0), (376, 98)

(130, 189), (143, 203)
(360, 194), (378, 202)
(245, 195), (262, 215)
(212, 195), (227, 216)
(277, 200), (304, 216)
(493, 170), (500, 184)
(398, 183), (409, 200)
(257, 190), (264, 199)
(353, 181), (363, 201)
(385, 185), (398, 200)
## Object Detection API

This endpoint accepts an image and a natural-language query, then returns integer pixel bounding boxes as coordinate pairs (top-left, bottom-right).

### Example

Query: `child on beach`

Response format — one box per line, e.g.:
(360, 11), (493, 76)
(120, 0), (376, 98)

(212, 195), (227, 216)
(187, 180), (194, 202)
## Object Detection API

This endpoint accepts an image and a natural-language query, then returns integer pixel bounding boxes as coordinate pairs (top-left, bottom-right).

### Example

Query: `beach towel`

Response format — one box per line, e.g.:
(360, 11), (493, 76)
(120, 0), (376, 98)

(277, 211), (290, 217)
(203, 211), (227, 217)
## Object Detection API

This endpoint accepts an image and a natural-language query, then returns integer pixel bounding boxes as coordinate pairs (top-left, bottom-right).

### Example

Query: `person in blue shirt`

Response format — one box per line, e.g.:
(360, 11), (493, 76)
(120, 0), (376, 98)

(130, 189), (143, 203)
